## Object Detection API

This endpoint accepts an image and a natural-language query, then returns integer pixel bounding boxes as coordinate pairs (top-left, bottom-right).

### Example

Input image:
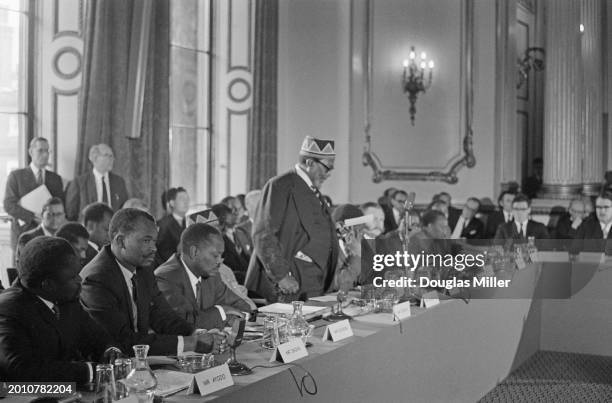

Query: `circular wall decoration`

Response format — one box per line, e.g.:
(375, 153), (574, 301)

(228, 78), (251, 103)
(52, 47), (82, 80)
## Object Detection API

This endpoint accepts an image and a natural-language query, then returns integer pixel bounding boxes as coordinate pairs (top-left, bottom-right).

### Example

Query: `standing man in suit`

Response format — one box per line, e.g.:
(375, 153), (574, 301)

(65, 143), (129, 221)
(570, 190), (612, 254)
(0, 237), (122, 383)
(450, 197), (485, 240)
(16, 197), (66, 264)
(234, 189), (261, 258)
(80, 208), (227, 356)
(3, 137), (64, 254)
(155, 223), (254, 330)
(245, 136), (339, 302)
(494, 193), (549, 245)
(211, 203), (249, 284)
(156, 187), (189, 265)
(485, 191), (516, 238)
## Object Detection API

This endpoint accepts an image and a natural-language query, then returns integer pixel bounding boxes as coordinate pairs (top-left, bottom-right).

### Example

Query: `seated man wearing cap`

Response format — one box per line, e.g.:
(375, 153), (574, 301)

(0, 237), (122, 383)
(245, 136), (340, 302)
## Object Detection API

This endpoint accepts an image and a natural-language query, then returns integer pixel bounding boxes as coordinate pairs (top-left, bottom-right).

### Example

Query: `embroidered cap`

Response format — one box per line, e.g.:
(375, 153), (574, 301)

(186, 209), (218, 227)
(299, 136), (336, 159)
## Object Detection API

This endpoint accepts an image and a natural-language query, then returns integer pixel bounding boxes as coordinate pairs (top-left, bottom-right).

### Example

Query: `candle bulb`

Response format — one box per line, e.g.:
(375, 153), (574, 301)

(428, 60), (434, 69)
(420, 61), (426, 69)
(420, 52), (427, 60)
(409, 50), (416, 60)
(403, 59), (409, 68)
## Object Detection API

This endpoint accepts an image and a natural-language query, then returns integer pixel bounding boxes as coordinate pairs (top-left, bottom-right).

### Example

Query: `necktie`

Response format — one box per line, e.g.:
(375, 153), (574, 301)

(102, 176), (109, 205)
(51, 304), (60, 320)
(520, 223), (526, 239)
(36, 169), (43, 186)
(451, 216), (465, 239)
(130, 274), (138, 330)
(195, 280), (202, 308)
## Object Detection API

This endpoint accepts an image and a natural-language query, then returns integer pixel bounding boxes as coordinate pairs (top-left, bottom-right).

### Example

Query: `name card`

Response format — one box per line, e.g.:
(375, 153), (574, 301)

(392, 301), (412, 321)
(270, 338), (308, 363)
(529, 250), (539, 263)
(515, 253), (526, 270)
(190, 363), (234, 396)
(322, 319), (353, 341)
(420, 291), (440, 308)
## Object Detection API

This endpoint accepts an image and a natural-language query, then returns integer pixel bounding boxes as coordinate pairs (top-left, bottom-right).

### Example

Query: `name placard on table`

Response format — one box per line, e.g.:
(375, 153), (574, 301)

(322, 319), (353, 342)
(270, 338), (308, 363)
(190, 363), (234, 396)
(392, 301), (411, 321)
(421, 291), (440, 308)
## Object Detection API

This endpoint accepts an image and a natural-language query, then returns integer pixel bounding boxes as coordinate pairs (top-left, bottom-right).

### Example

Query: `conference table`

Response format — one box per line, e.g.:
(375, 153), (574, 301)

(157, 251), (612, 402)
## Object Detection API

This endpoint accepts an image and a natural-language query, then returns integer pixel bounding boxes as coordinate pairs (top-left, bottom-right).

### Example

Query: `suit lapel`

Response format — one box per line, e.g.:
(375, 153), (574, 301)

(86, 172), (97, 204)
(177, 257), (198, 307)
(103, 248), (137, 332)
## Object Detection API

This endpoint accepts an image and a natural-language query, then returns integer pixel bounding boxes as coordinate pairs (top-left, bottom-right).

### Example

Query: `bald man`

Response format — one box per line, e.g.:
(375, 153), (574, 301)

(65, 144), (129, 221)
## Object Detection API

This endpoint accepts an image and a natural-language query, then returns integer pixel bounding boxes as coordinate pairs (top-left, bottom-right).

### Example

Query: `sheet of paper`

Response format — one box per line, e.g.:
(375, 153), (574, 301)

(259, 303), (328, 316)
(18, 185), (52, 215)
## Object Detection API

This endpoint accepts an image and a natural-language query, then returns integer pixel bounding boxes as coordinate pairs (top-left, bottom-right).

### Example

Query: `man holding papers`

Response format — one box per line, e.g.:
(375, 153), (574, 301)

(3, 137), (64, 255)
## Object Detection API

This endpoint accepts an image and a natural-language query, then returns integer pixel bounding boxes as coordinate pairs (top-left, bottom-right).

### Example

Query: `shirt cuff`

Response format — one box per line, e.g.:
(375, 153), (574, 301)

(177, 336), (184, 355)
(86, 362), (94, 383)
(214, 305), (227, 321)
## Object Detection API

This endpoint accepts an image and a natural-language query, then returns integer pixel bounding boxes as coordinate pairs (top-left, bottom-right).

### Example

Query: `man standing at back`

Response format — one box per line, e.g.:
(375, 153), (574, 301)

(65, 143), (128, 221)
(3, 137), (64, 255)
(245, 136), (339, 302)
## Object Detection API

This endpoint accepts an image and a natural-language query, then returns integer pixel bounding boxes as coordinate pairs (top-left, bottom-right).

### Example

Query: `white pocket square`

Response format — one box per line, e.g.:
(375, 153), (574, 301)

(295, 251), (313, 263)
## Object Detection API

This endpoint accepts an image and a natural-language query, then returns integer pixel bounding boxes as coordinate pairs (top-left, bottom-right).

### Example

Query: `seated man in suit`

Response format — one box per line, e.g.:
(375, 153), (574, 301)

(234, 189), (262, 258)
(156, 187), (189, 265)
(494, 193), (549, 247)
(82, 202), (114, 266)
(555, 198), (586, 245)
(155, 223), (254, 330)
(65, 143), (129, 221)
(570, 189), (612, 254)
(56, 222), (90, 266)
(16, 197), (66, 264)
(360, 202), (385, 239)
(80, 208), (227, 356)
(211, 203), (249, 284)
(383, 190), (408, 233)
(484, 190), (516, 238)
(450, 197), (485, 241)
(436, 192), (462, 231)
(0, 237), (122, 383)
(3, 137), (64, 255)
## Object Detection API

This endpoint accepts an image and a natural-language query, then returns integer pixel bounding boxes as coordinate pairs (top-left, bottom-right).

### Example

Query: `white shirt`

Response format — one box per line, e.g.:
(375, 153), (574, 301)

(88, 240), (100, 252)
(504, 211), (513, 223)
(601, 222), (612, 239)
(172, 213), (185, 227)
(515, 221), (527, 237)
(295, 164), (315, 189)
(393, 208), (401, 225)
(93, 169), (111, 204)
(40, 225), (53, 236)
(451, 216), (466, 239)
(30, 162), (45, 184)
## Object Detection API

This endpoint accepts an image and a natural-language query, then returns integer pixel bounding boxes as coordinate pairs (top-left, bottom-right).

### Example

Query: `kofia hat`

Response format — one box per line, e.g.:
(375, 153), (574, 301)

(299, 136), (336, 159)
(186, 209), (218, 227)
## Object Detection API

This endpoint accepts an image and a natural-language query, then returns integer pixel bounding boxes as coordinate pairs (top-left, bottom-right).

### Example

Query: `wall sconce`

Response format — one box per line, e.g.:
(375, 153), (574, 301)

(402, 46), (434, 125)
(517, 47), (545, 89)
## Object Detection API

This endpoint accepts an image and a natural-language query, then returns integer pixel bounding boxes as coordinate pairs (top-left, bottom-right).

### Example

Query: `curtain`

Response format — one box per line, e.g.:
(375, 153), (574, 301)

(248, 0), (278, 190)
(77, 0), (169, 217)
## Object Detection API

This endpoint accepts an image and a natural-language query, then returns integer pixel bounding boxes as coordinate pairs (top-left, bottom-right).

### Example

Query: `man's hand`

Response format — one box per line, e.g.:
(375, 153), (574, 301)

(102, 347), (123, 364)
(222, 306), (245, 319)
(277, 273), (299, 294)
(194, 329), (227, 354)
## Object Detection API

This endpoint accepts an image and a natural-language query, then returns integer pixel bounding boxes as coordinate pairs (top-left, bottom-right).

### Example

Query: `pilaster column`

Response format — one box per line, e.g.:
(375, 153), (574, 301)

(541, 0), (583, 199)
(581, 0), (604, 195)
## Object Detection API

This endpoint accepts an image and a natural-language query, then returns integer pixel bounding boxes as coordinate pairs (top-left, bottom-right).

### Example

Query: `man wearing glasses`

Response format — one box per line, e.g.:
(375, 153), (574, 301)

(245, 136), (339, 302)
(570, 189), (612, 254)
(494, 193), (549, 244)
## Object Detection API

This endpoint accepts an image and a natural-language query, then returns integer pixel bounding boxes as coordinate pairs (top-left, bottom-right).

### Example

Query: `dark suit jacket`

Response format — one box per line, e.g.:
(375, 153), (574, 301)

(494, 220), (549, 249)
(3, 168), (64, 249)
(156, 215), (185, 265)
(65, 171), (128, 221)
(234, 220), (253, 258)
(458, 217), (485, 240)
(569, 217), (612, 254)
(485, 210), (512, 239)
(383, 207), (399, 233)
(83, 243), (99, 267)
(245, 169), (339, 302)
(80, 246), (194, 355)
(447, 206), (462, 231)
(155, 255), (252, 330)
(15, 226), (45, 264)
(222, 234), (249, 284)
(0, 283), (116, 383)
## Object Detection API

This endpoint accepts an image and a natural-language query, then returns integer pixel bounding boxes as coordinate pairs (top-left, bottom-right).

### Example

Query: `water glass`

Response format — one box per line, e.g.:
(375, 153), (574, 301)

(95, 364), (117, 403)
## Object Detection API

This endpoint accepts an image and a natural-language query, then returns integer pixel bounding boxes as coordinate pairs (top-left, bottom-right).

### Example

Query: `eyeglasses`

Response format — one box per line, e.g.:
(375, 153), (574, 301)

(596, 205), (612, 210)
(313, 159), (333, 173)
(513, 208), (529, 211)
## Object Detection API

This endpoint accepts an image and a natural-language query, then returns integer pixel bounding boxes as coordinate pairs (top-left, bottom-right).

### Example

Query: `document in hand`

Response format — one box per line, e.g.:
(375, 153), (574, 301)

(18, 185), (52, 215)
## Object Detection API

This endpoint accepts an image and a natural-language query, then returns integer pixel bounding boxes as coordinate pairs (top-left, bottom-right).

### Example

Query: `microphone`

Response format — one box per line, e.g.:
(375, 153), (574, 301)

(403, 192), (416, 245)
